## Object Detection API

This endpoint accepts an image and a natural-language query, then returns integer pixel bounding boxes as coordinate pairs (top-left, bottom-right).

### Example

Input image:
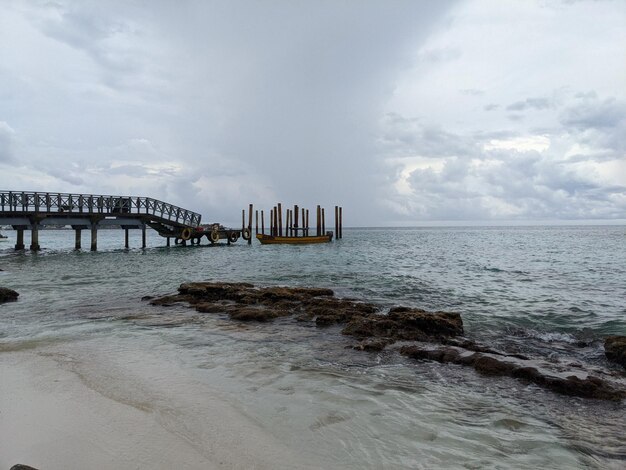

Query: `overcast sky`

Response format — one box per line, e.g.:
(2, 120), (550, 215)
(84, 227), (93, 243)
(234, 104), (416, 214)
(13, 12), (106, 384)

(1, 0), (624, 226)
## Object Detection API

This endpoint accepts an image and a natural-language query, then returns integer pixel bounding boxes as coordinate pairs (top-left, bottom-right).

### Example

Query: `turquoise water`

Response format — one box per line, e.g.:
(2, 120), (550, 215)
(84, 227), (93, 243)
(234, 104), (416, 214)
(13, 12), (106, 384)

(1, 226), (625, 468)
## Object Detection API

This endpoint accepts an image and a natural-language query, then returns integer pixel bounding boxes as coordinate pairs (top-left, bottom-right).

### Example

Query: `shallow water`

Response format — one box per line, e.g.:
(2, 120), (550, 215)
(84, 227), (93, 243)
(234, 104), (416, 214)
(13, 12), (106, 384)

(1, 226), (625, 468)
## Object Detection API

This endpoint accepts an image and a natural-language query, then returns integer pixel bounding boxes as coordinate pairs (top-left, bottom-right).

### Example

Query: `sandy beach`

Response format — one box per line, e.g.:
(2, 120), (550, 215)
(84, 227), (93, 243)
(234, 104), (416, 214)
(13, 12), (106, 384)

(0, 346), (309, 470)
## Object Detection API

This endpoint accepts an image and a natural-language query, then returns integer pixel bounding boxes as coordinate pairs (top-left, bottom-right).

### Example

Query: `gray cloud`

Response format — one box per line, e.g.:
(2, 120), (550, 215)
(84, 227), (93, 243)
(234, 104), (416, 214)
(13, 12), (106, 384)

(561, 96), (626, 154)
(506, 97), (553, 112)
(379, 105), (626, 222)
(0, 0), (624, 225)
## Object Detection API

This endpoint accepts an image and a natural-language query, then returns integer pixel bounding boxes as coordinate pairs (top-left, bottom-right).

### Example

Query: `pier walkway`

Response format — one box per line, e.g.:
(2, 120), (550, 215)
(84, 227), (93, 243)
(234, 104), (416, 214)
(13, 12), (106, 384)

(0, 190), (201, 251)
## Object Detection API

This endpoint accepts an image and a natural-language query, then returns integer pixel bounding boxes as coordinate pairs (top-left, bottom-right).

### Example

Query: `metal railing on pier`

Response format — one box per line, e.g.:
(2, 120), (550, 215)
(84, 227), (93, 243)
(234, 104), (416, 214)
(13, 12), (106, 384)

(0, 191), (201, 227)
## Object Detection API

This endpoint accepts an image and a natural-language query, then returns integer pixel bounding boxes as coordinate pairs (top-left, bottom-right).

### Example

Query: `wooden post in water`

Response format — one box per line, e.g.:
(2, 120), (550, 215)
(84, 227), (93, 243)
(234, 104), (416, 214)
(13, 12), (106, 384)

(272, 206), (277, 236)
(339, 206), (343, 239)
(316, 205), (321, 236)
(90, 224), (98, 251)
(294, 205), (299, 237)
(142, 225), (147, 248)
(241, 209), (245, 232)
(15, 228), (24, 250)
(322, 208), (325, 235)
(124, 228), (129, 248)
(75, 228), (82, 250)
(248, 203), (253, 245)
(305, 209), (309, 236)
(30, 223), (40, 251)
(255, 210), (259, 235)
(277, 203), (283, 237)
(166, 237), (170, 247)
(261, 210), (265, 235)
(286, 209), (290, 236)
(334, 206), (338, 240)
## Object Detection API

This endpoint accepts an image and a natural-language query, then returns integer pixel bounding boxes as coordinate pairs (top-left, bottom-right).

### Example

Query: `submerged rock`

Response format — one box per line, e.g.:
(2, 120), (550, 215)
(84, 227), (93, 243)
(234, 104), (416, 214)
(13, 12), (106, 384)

(151, 282), (461, 340)
(149, 282), (625, 401)
(11, 465), (40, 470)
(400, 345), (626, 401)
(0, 287), (19, 304)
(604, 336), (626, 369)
(342, 306), (463, 341)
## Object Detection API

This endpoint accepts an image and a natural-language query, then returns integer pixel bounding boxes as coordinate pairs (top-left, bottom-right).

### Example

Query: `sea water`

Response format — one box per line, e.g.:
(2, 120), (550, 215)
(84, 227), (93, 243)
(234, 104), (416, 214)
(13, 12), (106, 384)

(1, 226), (625, 468)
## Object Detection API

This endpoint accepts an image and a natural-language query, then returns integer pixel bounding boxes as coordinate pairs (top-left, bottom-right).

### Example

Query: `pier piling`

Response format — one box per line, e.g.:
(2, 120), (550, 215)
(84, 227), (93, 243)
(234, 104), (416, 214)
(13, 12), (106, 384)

(75, 228), (82, 250)
(316, 205), (321, 236)
(30, 224), (40, 251)
(15, 228), (24, 250)
(90, 224), (97, 251)
(255, 210), (259, 235)
(277, 203), (283, 237)
(248, 204), (253, 245)
(125, 228), (130, 249)
(339, 206), (343, 239)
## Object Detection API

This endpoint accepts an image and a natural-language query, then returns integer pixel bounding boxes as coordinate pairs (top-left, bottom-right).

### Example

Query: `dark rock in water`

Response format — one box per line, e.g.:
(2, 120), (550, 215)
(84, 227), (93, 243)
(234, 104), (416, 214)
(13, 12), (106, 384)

(141, 295), (154, 301)
(0, 287), (19, 304)
(605, 336), (626, 369)
(227, 306), (291, 322)
(352, 338), (394, 352)
(400, 345), (626, 401)
(342, 307), (463, 341)
(149, 282), (625, 401)
(11, 465), (40, 470)
(154, 282), (380, 325)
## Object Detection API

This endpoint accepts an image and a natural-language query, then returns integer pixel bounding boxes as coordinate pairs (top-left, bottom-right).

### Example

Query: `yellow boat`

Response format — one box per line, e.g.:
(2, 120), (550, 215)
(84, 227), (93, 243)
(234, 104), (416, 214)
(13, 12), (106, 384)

(256, 232), (333, 244)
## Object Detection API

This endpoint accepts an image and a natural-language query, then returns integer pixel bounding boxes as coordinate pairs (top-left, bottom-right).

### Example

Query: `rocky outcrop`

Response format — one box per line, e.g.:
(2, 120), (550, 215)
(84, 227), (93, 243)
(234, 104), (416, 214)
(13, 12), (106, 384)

(149, 282), (625, 401)
(400, 345), (626, 401)
(150, 282), (462, 342)
(10, 465), (40, 470)
(0, 287), (19, 304)
(605, 336), (626, 369)
(341, 306), (463, 341)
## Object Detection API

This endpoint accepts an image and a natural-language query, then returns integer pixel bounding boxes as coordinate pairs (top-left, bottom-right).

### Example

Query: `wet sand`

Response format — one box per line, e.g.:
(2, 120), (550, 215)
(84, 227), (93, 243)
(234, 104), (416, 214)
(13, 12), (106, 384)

(0, 349), (308, 470)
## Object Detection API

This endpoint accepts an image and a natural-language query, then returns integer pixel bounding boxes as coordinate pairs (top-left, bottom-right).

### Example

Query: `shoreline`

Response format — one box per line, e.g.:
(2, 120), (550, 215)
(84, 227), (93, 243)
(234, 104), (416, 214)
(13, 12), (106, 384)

(0, 346), (310, 470)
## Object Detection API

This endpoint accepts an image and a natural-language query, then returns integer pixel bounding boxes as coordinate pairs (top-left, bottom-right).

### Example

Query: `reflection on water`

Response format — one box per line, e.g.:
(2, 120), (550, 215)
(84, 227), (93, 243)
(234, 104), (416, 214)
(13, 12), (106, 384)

(1, 226), (625, 468)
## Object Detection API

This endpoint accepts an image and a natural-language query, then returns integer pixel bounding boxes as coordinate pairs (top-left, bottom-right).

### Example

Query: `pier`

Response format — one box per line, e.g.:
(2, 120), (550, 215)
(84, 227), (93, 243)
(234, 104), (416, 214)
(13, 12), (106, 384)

(0, 191), (342, 250)
(0, 190), (203, 251)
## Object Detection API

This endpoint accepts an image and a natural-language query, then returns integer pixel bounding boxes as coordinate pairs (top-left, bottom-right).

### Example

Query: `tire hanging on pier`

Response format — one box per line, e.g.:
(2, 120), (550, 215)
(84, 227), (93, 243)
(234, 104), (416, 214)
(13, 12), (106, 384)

(242, 227), (251, 240)
(210, 230), (220, 243)
(228, 231), (239, 243)
(181, 227), (192, 241)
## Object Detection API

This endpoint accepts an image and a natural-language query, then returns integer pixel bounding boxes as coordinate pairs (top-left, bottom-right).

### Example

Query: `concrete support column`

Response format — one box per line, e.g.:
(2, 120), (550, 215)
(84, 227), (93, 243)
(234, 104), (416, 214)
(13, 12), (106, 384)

(30, 225), (40, 251)
(91, 224), (98, 251)
(125, 228), (129, 249)
(15, 229), (25, 250)
(75, 229), (82, 250)
(141, 225), (146, 249)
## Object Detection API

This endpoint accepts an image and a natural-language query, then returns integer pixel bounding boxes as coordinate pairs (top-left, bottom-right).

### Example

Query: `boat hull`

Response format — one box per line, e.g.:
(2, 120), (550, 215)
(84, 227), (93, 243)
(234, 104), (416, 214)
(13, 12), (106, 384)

(256, 233), (333, 245)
